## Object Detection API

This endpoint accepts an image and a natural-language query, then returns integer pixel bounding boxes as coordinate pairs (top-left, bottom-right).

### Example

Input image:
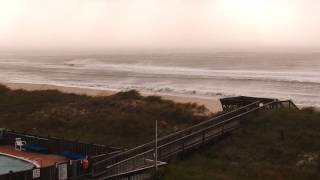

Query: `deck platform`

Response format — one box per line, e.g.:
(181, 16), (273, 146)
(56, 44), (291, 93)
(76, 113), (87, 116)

(0, 146), (67, 167)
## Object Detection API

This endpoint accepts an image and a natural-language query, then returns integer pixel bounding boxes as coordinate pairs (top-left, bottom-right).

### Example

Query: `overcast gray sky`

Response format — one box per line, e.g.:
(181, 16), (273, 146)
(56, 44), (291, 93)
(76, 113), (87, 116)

(0, 0), (319, 51)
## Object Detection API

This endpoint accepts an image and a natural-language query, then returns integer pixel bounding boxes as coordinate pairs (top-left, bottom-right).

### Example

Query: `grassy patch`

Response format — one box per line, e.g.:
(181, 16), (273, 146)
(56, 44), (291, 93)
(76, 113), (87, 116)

(0, 84), (210, 147)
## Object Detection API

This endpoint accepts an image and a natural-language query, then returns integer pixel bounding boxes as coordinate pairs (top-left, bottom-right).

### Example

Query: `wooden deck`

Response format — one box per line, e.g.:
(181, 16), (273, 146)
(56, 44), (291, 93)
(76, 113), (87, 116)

(90, 98), (298, 180)
(0, 146), (67, 167)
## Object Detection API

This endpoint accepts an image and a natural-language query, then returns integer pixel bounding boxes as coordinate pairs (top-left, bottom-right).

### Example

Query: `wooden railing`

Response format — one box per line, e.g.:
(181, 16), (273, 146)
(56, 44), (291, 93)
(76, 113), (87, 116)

(92, 101), (260, 162)
(91, 101), (261, 178)
(0, 98), (298, 180)
(91, 99), (298, 179)
(275, 100), (299, 109)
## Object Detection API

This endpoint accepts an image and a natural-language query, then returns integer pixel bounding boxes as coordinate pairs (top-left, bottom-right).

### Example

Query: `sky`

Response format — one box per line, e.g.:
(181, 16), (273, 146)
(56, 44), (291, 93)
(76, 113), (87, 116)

(0, 0), (319, 51)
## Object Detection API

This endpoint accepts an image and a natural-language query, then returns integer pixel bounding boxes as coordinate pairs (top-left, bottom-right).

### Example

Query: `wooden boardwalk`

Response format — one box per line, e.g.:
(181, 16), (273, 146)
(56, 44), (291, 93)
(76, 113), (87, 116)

(89, 97), (298, 180)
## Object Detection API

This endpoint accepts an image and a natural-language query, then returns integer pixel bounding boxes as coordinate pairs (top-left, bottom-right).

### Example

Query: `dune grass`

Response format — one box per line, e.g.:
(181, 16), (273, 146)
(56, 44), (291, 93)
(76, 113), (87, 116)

(0, 84), (210, 147)
(160, 108), (320, 180)
(2, 84), (319, 179)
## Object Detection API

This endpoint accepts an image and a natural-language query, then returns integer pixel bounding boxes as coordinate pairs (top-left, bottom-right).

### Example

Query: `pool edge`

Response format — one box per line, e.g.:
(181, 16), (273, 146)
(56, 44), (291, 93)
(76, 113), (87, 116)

(0, 152), (41, 168)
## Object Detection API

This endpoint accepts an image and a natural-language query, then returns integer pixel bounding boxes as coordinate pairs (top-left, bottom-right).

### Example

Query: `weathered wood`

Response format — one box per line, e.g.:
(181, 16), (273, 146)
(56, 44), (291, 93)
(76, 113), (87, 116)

(220, 96), (277, 111)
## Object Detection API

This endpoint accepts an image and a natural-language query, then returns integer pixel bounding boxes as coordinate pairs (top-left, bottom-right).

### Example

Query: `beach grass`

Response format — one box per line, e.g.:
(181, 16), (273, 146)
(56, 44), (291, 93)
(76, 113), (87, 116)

(0, 84), (210, 147)
(1, 83), (319, 179)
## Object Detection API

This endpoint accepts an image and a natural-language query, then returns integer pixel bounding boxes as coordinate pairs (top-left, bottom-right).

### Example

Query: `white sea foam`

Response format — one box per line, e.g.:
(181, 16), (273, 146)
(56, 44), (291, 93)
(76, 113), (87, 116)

(0, 52), (319, 107)
(60, 59), (320, 84)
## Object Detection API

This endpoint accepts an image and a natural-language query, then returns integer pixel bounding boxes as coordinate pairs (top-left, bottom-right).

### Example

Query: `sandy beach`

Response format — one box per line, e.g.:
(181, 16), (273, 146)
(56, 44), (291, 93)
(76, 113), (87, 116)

(2, 82), (222, 113)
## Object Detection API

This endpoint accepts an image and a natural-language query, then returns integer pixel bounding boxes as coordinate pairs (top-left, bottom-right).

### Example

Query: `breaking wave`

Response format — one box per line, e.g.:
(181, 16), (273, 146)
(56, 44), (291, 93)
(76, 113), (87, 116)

(61, 59), (320, 84)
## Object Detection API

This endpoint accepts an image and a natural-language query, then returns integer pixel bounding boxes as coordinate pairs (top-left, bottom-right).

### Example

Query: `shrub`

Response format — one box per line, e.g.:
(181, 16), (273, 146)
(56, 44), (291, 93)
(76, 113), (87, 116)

(0, 84), (208, 147)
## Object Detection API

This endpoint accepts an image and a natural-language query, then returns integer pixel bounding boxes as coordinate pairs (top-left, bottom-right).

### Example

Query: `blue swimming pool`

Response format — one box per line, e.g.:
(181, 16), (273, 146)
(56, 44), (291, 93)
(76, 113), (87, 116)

(0, 154), (35, 175)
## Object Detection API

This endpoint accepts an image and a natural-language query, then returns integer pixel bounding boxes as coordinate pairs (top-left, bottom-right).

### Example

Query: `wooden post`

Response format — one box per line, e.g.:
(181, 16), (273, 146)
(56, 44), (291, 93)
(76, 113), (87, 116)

(289, 101), (291, 109)
(202, 131), (205, 145)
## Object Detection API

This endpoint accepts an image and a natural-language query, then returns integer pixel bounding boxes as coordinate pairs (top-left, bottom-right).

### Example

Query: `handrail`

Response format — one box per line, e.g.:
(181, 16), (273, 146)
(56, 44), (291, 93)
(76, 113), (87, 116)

(278, 100), (299, 109)
(91, 101), (262, 177)
(93, 101), (260, 166)
(2, 98), (298, 179)
(157, 101), (259, 140)
(92, 99), (298, 178)
(94, 100), (270, 177)
(106, 149), (154, 169)
(157, 100), (276, 150)
(101, 161), (167, 180)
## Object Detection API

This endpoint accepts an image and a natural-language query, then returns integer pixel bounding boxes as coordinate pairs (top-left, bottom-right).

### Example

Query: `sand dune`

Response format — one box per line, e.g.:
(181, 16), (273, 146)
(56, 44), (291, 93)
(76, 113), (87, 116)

(2, 82), (222, 113)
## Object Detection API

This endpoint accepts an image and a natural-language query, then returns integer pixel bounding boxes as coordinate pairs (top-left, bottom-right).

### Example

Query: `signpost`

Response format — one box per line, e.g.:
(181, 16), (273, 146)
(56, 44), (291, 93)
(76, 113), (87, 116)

(58, 163), (68, 180)
(33, 169), (40, 179)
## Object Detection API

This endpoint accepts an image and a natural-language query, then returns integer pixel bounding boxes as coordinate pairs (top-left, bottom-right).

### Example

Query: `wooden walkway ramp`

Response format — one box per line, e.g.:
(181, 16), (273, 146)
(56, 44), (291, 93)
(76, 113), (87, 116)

(89, 97), (298, 180)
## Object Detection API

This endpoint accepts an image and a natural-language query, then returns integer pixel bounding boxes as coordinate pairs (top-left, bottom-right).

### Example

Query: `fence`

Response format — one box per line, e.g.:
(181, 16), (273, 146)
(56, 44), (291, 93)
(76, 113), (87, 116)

(0, 130), (122, 179)
(91, 101), (262, 178)
(0, 97), (299, 180)
(2, 130), (121, 157)
(91, 100), (260, 168)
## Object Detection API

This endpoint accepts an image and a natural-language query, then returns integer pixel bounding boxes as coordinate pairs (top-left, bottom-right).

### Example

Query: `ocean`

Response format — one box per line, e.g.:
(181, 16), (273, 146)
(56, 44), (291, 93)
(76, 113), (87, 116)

(0, 51), (319, 107)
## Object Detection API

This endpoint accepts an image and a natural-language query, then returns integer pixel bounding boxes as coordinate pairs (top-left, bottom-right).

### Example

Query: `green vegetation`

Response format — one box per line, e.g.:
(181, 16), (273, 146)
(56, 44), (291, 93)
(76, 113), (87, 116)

(160, 108), (320, 180)
(1, 84), (319, 179)
(0, 84), (209, 147)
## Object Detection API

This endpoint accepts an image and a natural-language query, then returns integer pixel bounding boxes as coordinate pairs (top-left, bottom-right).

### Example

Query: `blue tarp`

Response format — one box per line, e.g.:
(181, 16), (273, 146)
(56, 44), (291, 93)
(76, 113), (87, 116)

(22, 144), (49, 154)
(62, 151), (85, 160)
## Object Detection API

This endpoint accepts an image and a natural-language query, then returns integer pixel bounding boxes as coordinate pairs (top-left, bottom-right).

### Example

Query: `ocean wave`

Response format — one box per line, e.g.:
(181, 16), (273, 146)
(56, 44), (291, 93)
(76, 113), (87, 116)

(1, 56), (319, 108)
(50, 83), (320, 107)
(63, 58), (101, 67)
(5, 57), (311, 86)
(59, 59), (320, 84)
(2, 77), (319, 107)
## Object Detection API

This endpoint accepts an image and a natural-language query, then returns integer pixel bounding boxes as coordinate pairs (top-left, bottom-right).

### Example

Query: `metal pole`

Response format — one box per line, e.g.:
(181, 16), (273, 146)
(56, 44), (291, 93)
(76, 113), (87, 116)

(155, 120), (158, 174)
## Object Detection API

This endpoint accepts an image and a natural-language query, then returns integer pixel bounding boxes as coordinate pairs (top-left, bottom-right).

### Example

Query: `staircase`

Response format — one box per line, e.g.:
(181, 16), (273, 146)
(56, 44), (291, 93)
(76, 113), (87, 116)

(89, 97), (298, 180)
